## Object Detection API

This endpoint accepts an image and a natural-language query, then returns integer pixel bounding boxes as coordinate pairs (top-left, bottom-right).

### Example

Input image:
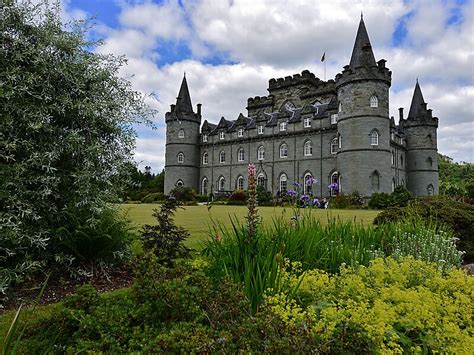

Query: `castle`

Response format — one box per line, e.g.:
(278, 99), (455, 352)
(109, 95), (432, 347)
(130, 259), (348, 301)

(164, 17), (439, 198)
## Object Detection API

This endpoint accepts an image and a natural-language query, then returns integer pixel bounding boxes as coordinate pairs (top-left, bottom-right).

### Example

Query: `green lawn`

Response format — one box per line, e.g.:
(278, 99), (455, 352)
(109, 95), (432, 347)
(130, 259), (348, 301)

(121, 204), (380, 250)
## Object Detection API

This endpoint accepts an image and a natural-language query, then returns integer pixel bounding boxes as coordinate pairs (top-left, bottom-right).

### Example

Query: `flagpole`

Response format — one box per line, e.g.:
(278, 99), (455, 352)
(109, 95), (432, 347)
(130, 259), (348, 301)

(324, 58), (326, 81)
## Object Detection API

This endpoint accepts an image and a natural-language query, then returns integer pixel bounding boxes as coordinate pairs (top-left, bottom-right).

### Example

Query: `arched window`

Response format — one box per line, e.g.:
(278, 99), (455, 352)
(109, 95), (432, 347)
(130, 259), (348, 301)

(218, 176), (225, 191)
(304, 173), (314, 195)
(426, 157), (433, 167)
(176, 179), (184, 187)
(331, 137), (338, 154)
(202, 177), (208, 195)
(257, 173), (266, 188)
(304, 140), (313, 156)
(202, 152), (208, 165)
(392, 178), (395, 192)
(279, 174), (288, 194)
(238, 147), (245, 162)
(371, 171), (380, 191)
(370, 130), (379, 146)
(258, 146), (265, 161)
(236, 176), (244, 190)
(427, 184), (434, 196)
(177, 152), (184, 164)
(219, 151), (225, 163)
(280, 143), (288, 158)
(391, 151), (395, 165)
(338, 102), (342, 113)
(329, 171), (340, 197)
(178, 129), (185, 139)
(370, 95), (378, 108)
(400, 154), (404, 167)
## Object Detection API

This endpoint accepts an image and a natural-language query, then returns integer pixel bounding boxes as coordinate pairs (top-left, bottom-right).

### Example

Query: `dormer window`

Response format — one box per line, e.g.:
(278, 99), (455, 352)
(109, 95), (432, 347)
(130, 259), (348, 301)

(304, 117), (311, 128)
(331, 114), (338, 124)
(220, 132), (225, 140)
(202, 134), (208, 142)
(258, 125), (264, 134)
(238, 128), (243, 137)
(279, 122), (287, 132)
(178, 129), (185, 139)
(370, 95), (378, 108)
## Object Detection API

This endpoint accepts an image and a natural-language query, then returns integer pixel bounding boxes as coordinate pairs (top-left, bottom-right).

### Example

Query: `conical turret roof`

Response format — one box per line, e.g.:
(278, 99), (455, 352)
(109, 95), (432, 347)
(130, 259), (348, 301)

(175, 74), (193, 113)
(349, 16), (377, 69)
(408, 80), (426, 119)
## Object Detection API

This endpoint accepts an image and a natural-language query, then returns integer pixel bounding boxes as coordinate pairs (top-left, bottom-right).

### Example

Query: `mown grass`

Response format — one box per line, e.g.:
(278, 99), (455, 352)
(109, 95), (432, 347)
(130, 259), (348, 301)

(121, 204), (380, 250)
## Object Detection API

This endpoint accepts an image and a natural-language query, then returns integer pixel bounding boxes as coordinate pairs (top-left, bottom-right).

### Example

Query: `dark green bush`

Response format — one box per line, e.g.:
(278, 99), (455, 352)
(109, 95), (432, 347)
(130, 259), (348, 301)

(330, 191), (364, 209)
(141, 192), (165, 203)
(141, 197), (191, 266)
(368, 192), (393, 209)
(195, 194), (210, 203)
(256, 186), (273, 205)
(169, 187), (196, 202)
(374, 196), (474, 262)
(391, 185), (413, 207)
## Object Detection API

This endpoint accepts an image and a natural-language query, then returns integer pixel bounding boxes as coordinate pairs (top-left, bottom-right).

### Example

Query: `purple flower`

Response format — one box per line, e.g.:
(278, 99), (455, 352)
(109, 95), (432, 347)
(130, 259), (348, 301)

(305, 177), (318, 185)
(313, 198), (320, 207)
(328, 182), (339, 191)
(292, 182), (301, 187)
(300, 194), (309, 202)
(287, 189), (297, 198)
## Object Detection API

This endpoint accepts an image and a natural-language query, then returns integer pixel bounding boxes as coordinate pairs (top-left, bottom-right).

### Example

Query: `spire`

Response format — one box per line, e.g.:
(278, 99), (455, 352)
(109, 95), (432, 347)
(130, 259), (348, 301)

(408, 80), (426, 119)
(349, 16), (377, 69)
(175, 74), (193, 113)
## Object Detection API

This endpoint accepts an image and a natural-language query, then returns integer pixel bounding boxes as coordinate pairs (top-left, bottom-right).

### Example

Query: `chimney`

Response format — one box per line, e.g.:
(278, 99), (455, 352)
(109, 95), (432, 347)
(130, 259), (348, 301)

(398, 107), (404, 121)
(197, 103), (202, 116)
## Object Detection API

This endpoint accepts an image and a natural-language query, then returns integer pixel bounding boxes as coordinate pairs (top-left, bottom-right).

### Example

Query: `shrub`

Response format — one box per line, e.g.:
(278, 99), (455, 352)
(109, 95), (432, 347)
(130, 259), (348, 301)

(330, 191), (364, 209)
(195, 194), (210, 203)
(368, 192), (393, 209)
(374, 196), (474, 262)
(169, 187), (196, 202)
(227, 190), (248, 205)
(141, 192), (165, 203)
(391, 185), (413, 207)
(141, 197), (191, 267)
(256, 186), (273, 205)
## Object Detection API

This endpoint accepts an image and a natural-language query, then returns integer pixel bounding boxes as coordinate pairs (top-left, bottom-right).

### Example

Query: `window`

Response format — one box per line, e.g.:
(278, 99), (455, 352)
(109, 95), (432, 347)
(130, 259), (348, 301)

(400, 154), (404, 167)
(258, 125), (264, 134)
(338, 134), (342, 149)
(238, 147), (245, 162)
(391, 132), (395, 141)
(202, 178), (208, 195)
(338, 102), (342, 113)
(370, 95), (378, 108)
(391, 151), (394, 165)
(427, 184), (434, 196)
(279, 174), (288, 194)
(392, 178), (395, 192)
(178, 129), (185, 139)
(202, 152), (208, 165)
(426, 157), (433, 167)
(218, 177), (225, 191)
(202, 134), (208, 142)
(219, 151), (225, 163)
(177, 152), (184, 164)
(304, 140), (313, 156)
(371, 171), (380, 191)
(279, 122), (287, 131)
(176, 180), (184, 187)
(370, 130), (379, 146)
(331, 114), (338, 124)
(304, 173), (314, 195)
(331, 137), (338, 154)
(304, 117), (311, 128)
(238, 128), (244, 137)
(258, 146), (265, 161)
(220, 131), (225, 140)
(257, 174), (266, 188)
(280, 143), (288, 158)
(236, 176), (244, 190)
(330, 172), (339, 196)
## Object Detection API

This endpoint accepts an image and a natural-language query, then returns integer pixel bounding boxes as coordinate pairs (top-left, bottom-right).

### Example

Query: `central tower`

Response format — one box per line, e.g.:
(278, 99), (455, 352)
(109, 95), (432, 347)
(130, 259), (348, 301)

(335, 16), (392, 196)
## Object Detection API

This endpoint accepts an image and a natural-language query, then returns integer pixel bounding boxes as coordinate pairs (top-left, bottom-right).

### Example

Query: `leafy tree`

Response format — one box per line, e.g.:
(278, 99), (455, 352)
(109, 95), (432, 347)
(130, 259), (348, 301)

(438, 154), (473, 197)
(0, 1), (153, 293)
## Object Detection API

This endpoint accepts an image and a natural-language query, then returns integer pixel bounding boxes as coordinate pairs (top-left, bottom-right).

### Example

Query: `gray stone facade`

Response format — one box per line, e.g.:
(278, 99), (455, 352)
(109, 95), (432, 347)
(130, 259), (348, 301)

(164, 17), (439, 198)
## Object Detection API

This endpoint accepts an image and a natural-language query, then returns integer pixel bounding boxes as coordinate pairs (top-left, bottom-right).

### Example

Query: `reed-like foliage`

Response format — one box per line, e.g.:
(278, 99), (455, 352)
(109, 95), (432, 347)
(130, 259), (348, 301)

(203, 212), (462, 312)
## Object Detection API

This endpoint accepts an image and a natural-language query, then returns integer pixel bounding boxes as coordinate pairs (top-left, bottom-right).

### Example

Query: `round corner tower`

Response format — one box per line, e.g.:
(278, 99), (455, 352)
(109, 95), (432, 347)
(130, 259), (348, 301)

(402, 81), (439, 196)
(335, 16), (393, 197)
(164, 75), (201, 195)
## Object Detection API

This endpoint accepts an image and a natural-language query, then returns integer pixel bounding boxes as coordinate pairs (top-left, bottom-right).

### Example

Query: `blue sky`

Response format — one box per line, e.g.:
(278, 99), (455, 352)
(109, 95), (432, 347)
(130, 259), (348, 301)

(62, 0), (473, 171)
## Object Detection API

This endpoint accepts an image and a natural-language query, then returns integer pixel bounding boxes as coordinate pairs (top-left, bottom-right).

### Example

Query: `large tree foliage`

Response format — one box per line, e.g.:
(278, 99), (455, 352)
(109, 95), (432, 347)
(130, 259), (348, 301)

(0, 1), (153, 295)
(438, 154), (474, 198)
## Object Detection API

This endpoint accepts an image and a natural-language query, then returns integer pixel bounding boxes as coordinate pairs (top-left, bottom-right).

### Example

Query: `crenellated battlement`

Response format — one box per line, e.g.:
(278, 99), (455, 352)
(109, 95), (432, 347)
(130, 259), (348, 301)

(335, 60), (391, 88)
(268, 70), (327, 90)
(247, 95), (274, 108)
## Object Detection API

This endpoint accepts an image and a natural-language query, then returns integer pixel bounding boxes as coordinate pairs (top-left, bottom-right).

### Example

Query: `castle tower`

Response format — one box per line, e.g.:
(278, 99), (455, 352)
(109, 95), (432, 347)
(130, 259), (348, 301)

(403, 81), (439, 195)
(164, 75), (201, 194)
(335, 16), (392, 196)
